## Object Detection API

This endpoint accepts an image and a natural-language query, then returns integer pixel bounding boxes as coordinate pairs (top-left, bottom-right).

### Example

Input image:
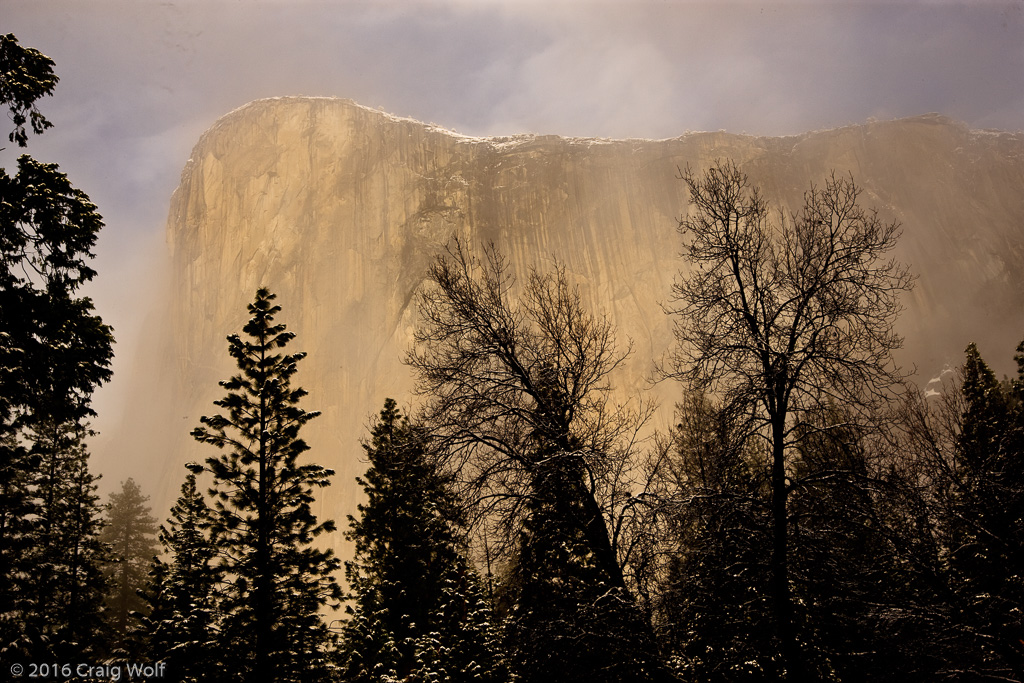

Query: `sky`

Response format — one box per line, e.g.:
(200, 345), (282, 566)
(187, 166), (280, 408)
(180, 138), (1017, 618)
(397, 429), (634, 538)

(3, 0), (1024, 491)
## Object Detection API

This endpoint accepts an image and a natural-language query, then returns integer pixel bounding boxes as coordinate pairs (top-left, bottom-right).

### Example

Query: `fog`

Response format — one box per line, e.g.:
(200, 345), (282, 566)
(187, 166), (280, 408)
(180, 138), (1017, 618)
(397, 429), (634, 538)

(3, 0), (1023, 502)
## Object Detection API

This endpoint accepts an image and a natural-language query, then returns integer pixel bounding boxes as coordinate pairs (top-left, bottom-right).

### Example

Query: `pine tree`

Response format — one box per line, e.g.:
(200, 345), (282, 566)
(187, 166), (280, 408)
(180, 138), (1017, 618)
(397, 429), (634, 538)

(504, 488), (632, 683)
(23, 419), (109, 661)
(408, 242), (673, 682)
(0, 33), (114, 658)
(408, 564), (512, 683)
(102, 478), (157, 653)
(943, 343), (1024, 673)
(0, 429), (37, 659)
(655, 392), (774, 681)
(667, 162), (913, 680)
(787, 408), (926, 680)
(143, 472), (220, 682)
(191, 288), (341, 683)
(341, 398), (510, 683)
(495, 365), (666, 683)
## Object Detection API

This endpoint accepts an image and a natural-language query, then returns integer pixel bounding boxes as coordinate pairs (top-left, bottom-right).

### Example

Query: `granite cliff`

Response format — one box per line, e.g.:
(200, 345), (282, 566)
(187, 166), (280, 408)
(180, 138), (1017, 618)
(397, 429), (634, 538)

(129, 97), (1024, 527)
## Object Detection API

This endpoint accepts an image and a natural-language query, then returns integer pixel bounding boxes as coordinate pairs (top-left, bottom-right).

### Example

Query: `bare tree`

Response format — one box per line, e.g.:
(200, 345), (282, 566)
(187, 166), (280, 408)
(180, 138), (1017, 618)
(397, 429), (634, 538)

(406, 239), (669, 682)
(408, 240), (640, 574)
(666, 160), (914, 679)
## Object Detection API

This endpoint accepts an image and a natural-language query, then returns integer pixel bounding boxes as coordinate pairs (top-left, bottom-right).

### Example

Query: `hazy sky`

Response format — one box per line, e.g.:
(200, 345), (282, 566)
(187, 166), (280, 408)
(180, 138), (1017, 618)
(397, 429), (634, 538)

(3, 0), (1024, 487)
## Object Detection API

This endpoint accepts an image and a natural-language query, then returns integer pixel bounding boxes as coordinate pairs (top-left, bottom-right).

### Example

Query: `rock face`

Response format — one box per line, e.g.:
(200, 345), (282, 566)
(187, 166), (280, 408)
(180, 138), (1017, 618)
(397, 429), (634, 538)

(138, 97), (1024, 533)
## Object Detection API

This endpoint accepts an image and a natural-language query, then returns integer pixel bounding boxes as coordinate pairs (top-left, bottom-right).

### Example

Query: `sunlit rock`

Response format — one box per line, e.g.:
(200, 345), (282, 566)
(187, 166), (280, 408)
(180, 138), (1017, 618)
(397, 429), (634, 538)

(126, 97), (1024, 539)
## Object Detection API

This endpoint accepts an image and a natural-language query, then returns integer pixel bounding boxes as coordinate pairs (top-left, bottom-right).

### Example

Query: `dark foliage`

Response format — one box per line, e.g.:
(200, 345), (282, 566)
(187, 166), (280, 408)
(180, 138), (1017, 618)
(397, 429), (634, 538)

(0, 34), (113, 661)
(666, 161), (914, 680)
(407, 240), (671, 683)
(101, 478), (157, 654)
(192, 288), (341, 683)
(936, 343), (1024, 677)
(0, 34), (57, 148)
(143, 473), (221, 682)
(340, 398), (510, 683)
(653, 393), (776, 681)
(20, 419), (109, 661)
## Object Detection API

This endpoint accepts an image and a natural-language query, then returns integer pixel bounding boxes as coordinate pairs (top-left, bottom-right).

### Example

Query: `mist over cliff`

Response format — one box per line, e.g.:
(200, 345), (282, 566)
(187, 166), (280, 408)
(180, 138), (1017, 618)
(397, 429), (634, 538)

(121, 97), (1024, 525)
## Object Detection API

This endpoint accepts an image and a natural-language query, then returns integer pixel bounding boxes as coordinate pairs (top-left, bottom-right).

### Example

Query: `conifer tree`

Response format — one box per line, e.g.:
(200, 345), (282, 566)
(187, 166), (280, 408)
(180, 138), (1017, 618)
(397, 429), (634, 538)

(504, 482), (649, 683)
(23, 419), (109, 661)
(787, 408), (925, 679)
(897, 342), (1024, 678)
(655, 393), (774, 681)
(0, 429), (36, 659)
(943, 343), (1024, 673)
(143, 472), (220, 682)
(102, 478), (157, 653)
(0, 33), (114, 658)
(341, 398), (510, 683)
(191, 288), (341, 683)
(667, 162), (913, 680)
(408, 565), (511, 683)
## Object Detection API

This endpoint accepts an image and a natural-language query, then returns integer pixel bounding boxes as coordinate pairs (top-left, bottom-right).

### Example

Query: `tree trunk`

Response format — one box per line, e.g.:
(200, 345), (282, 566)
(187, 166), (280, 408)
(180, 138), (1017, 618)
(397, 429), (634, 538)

(576, 481), (627, 589)
(254, 366), (272, 683)
(770, 412), (803, 681)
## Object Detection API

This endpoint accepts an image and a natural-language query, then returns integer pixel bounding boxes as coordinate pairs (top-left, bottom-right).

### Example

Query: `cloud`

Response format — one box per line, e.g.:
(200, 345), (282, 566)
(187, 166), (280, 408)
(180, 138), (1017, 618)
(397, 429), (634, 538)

(476, 33), (676, 138)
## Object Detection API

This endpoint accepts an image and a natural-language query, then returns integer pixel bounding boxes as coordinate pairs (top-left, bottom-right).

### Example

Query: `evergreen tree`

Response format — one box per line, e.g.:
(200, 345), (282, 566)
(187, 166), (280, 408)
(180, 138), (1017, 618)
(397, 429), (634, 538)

(143, 472), (221, 682)
(942, 343), (1024, 674)
(102, 478), (157, 653)
(505, 481), (662, 683)
(191, 288), (341, 683)
(496, 363), (667, 683)
(0, 33), (114, 658)
(787, 408), (925, 680)
(23, 419), (109, 661)
(894, 342), (1024, 679)
(341, 398), (510, 683)
(0, 429), (37, 659)
(408, 564), (511, 683)
(655, 393), (774, 681)
(658, 399), (933, 681)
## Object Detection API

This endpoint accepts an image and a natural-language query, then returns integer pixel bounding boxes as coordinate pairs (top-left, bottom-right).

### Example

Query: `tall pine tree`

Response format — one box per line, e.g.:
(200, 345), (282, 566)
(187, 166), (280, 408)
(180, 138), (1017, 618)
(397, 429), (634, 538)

(0, 33), (114, 658)
(407, 241), (673, 682)
(655, 392), (774, 681)
(340, 398), (510, 683)
(191, 288), (341, 683)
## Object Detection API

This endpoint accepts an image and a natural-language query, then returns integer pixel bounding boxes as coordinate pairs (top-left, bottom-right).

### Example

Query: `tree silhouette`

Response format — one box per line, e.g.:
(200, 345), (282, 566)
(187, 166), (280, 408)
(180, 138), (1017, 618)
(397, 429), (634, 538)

(143, 473), (221, 682)
(23, 419), (109, 661)
(340, 398), (509, 683)
(102, 478), (157, 653)
(192, 288), (341, 683)
(0, 34), (113, 657)
(944, 343), (1024, 674)
(667, 160), (914, 679)
(407, 240), (669, 683)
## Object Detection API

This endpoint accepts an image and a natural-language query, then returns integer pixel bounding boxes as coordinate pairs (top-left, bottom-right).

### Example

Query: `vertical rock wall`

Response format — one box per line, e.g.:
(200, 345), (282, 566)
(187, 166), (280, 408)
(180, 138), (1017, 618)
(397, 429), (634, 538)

(130, 98), (1024, 543)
